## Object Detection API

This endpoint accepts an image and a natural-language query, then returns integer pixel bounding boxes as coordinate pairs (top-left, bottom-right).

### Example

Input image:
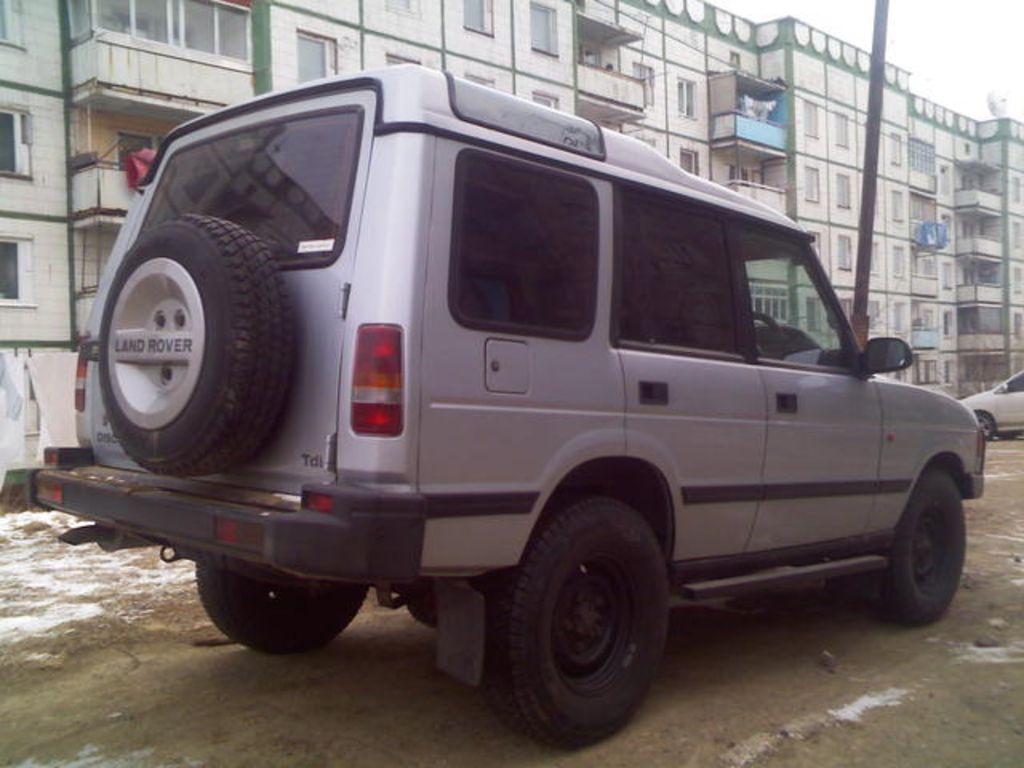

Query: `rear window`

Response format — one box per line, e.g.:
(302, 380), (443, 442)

(144, 109), (363, 265)
(449, 151), (599, 339)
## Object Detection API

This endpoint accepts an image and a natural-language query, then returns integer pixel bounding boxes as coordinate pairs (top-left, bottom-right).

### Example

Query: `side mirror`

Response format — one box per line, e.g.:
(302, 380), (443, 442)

(994, 385), (1008, 395)
(861, 337), (913, 376)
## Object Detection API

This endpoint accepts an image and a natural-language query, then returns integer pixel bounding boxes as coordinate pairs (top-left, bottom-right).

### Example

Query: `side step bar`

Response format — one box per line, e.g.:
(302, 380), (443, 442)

(678, 554), (888, 601)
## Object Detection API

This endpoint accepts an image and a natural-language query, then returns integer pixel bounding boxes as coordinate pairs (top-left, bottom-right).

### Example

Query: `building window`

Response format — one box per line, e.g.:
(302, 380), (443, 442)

(893, 245), (906, 277)
(890, 132), (903, 166)
(464, 0), (493, 34)
(941, 262), (953, 290)
(957, 306), (1003, 334)
(909, 139), (936, 174)
(837, 234), (852, 270)
(943, 310), (953, 338)
(1014, 221), (1022, 248)
(1014, 266), (1022, 295)
(869, 299), (881, 331)
(1014, 177), (1021, 204)
(633, 62), (655, 107)
(385, 53), (421, 66)
(834, 113), (850, 148)
(729, 51), (741, 69)
(940, 165), (950, 195)
(68, 0), (92, 40)
(95, 0), (250, 60)
(1016, 313), (1023, 340)
(297, 32), (336, 82)
(465, 73), (495, 87)
(891, 189), (904, 221)
(679, 149), (698, 175)
(677, 78), (696, 118)
(803, 101), (819, 138)
(836, 173), (851, 209)
(530, 3), (557, 55)
(804, 166), (820, 202)
(0, 240), (30, 303)
(0, 0), (15, 43)
(532, 91), (559, 110)
(893, 301), (906, 333)
(116, 132), (157, 170)
(387, 0), (414, 12)
(0, 111), (30, 176)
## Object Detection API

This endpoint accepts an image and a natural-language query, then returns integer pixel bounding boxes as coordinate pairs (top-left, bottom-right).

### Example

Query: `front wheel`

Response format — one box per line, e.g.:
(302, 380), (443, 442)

(975, 411), (996, 441)
(482, 497), (668, 747)
(196, 559), (367, 653)
(879, 470), (965, 625)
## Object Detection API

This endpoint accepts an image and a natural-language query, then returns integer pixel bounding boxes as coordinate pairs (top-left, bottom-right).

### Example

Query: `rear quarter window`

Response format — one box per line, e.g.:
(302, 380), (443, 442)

(449, 151), (599, 339)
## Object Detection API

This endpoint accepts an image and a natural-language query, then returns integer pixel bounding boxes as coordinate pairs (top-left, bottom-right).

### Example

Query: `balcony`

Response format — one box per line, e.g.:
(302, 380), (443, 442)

(911, 273), (939, 297)
(723, 180), (787, 214)
(70, 32), (252, 121)
(956, 236), (1002, 259)
(911, 220), (949, 251)
(957, 284), (1003, 304)
(909, 169), (937, 195)
(911, 329), (939, 349)
(958, 334), (1005, 351)
(711, 113), (787, 159)
(577, 14), (642, 49)
(575, 65), (646, 126)
(71, 162), (138, 227)
(954, 188), (1002, 216)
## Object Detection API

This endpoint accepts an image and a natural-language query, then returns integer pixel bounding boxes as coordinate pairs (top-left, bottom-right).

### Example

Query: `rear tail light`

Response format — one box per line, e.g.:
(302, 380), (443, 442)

(351, 324), (403, 436)
(36, 478), (64, 506)
(74, 340), (89, 412)
(301, 490), (334, 514)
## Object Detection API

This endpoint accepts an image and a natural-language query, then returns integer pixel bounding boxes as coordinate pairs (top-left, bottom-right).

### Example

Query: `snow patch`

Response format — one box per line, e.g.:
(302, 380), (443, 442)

(955, 641), (1024, 665)
(828, 687), (909, 722)
(0, 510), (194, 647)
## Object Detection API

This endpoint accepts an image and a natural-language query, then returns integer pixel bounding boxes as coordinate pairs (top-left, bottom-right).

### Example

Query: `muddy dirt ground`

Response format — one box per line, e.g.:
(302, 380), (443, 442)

(1, 443), (1023, 767)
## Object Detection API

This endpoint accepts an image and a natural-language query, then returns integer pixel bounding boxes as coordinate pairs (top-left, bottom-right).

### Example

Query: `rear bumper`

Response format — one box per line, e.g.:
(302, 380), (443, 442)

(30, 466), (425, 582)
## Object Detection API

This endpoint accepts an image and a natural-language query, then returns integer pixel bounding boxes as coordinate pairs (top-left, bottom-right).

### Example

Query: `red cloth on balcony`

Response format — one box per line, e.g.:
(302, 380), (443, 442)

(125, 148), (157, 189)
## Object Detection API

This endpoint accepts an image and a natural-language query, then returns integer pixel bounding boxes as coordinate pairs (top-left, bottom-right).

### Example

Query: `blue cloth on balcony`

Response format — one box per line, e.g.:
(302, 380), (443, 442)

(913, 221), (949, 249)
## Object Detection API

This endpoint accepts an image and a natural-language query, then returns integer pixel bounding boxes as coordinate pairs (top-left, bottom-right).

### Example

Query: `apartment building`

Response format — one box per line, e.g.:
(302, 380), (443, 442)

(1, 0), (1023, 407)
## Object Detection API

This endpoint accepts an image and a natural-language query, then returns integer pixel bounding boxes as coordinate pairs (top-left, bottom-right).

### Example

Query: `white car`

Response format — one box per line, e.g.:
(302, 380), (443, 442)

(962, 371), (1024, 440)
(32, 67), (985, 747)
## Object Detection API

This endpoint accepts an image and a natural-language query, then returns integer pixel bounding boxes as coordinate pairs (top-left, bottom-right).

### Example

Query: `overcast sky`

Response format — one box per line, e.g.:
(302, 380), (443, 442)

(718, 0), (1022, 122)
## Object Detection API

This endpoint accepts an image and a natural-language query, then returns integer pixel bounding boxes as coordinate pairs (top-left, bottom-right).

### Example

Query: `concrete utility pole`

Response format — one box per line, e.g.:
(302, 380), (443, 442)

(852, 0), (890, 347)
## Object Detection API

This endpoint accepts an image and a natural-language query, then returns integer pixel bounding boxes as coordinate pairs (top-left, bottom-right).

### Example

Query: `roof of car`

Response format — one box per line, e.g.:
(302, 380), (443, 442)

(155, 65), (801, 233)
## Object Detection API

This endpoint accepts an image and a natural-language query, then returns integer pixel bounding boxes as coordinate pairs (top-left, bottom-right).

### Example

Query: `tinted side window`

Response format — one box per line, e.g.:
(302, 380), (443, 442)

(618, 188), (736, 353)
(734, 224), (851, 368)
(450, 152), (598, 338)
(1006, 373), (1024, 393)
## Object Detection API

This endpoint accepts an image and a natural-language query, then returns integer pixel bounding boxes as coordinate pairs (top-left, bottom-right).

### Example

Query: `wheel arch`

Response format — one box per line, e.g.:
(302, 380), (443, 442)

(537, 456), (675, 560)
(917, 451), (972, 500)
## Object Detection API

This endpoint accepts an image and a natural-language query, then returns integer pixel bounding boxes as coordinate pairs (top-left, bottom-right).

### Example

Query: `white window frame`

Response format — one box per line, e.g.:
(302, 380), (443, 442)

(890, 132), (903, 166)
(836, 173), (851, 209)
(0, 0), (20, 44)
(891, 190), (904, 221)
(386, 0), (416, 14)
(94, 0), (251, 61)
(679, 148), (698, 175)
(531, 91), (559, 110)
(834, 112), (850, 148)
(0, 110), (31, 177)
(893, 301), (907, 333)
(296, 31), (336, 83)
(633, 62), (655, 107)
(530, 3), (558, 56)
(677, 78), (696, 118)
(893, 245), (906, 277)
(804, 165), (820, 202)
(941, 261), (953, 290)
(463, 0), (493, 35)
(464, 73), (495, 88)
(0, 238), (33, 305)
(837, 234), (852, 270)
(803, 101), (819, 138)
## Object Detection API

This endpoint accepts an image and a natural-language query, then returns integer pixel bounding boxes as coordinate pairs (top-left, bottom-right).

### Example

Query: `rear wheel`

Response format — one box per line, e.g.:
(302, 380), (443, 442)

(196, 559), (367, 654)
(879, 470), (965, 625)
(975, 411), (996, 441)
(482, 497), (668, 747)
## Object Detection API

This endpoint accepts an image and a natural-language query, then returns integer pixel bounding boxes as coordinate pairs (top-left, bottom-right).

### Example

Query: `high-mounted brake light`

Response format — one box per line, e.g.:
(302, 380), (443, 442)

(75, 339), (89, 412)
(351, 324), (403, 436)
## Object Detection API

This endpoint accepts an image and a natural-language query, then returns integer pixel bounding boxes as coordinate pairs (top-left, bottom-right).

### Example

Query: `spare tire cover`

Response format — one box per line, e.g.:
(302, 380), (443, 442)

(99, 214), (294, 476)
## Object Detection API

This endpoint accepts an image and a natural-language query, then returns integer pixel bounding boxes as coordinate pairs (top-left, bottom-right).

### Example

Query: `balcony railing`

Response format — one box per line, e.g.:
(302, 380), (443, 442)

(909, 169), (937, 194)
(958, 333), (1006, 351)
(956, 236), (1002, 259)
(957, 284), (1003, 304)
(575, 64), (646, 121)
(711, 112), (787, 152)
(71, 162), (137, 224)
(910, 273), (939, 297)
(722, 180), (787, 214)
(954, 188), (1002, 213)
(910, 329), (939, 349)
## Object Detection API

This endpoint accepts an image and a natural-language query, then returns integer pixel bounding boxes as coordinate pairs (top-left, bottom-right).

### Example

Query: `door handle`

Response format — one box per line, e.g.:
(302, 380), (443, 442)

(639, 381), (668, 405)
(776, 393), (798, 414)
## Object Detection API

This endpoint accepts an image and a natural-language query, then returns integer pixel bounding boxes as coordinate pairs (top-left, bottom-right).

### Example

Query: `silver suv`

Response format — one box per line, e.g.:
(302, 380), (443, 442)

(33, 67), (985, 747)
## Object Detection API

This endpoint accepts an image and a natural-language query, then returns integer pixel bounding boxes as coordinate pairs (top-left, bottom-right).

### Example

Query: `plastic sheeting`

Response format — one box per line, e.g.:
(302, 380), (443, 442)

(27, 353), (77, 462)
(0, 351), (26, 490)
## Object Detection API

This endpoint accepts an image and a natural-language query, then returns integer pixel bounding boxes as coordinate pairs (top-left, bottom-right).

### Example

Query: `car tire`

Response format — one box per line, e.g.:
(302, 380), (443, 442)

(879, 470), (965, 626)
(481, 497), (668, 748)
(196, 559), (367, 654)
(975, 411), (996, 441)
(403, 583), (438, 628)
(98, 215), (294, 477)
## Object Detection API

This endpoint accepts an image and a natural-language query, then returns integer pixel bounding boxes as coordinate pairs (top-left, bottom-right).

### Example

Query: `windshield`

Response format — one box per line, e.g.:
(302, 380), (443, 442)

(144, 109), (363, 263)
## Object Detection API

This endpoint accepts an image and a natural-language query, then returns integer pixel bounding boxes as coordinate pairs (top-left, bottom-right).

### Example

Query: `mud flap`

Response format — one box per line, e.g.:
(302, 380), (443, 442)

(435, 579), (486, 686)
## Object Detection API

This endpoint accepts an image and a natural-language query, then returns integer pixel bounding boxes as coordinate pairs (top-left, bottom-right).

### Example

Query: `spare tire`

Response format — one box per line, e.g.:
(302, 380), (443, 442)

(99, 215), (294, 476)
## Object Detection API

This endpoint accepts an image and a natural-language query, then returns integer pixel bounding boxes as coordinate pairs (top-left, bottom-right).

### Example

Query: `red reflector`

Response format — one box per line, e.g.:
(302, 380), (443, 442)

(44, 448), (60, 466)
(214, 518), (263, 549)
(302, 491), (334, 514)
(36, 479), (64, 506)
(75, 345), (89, 413)
(352, 325), (403, 436)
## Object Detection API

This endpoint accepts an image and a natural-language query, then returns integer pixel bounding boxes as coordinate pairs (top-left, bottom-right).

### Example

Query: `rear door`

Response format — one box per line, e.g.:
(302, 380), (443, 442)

(91, 89), (378, 489)
(994, 372), (1024, 430)
(616, 186), (766, 560)
(731, 222), (883, 551)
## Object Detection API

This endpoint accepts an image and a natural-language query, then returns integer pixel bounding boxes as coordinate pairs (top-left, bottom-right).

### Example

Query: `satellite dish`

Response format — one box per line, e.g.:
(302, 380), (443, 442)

(987, 91), (1009, 118)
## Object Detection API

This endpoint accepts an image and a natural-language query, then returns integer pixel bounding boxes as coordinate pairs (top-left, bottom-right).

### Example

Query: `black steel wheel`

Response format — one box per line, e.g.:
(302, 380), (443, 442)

(482, 497), (668, 747)
(880, 470), (965, 625)
(975, 411), (996, 441)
